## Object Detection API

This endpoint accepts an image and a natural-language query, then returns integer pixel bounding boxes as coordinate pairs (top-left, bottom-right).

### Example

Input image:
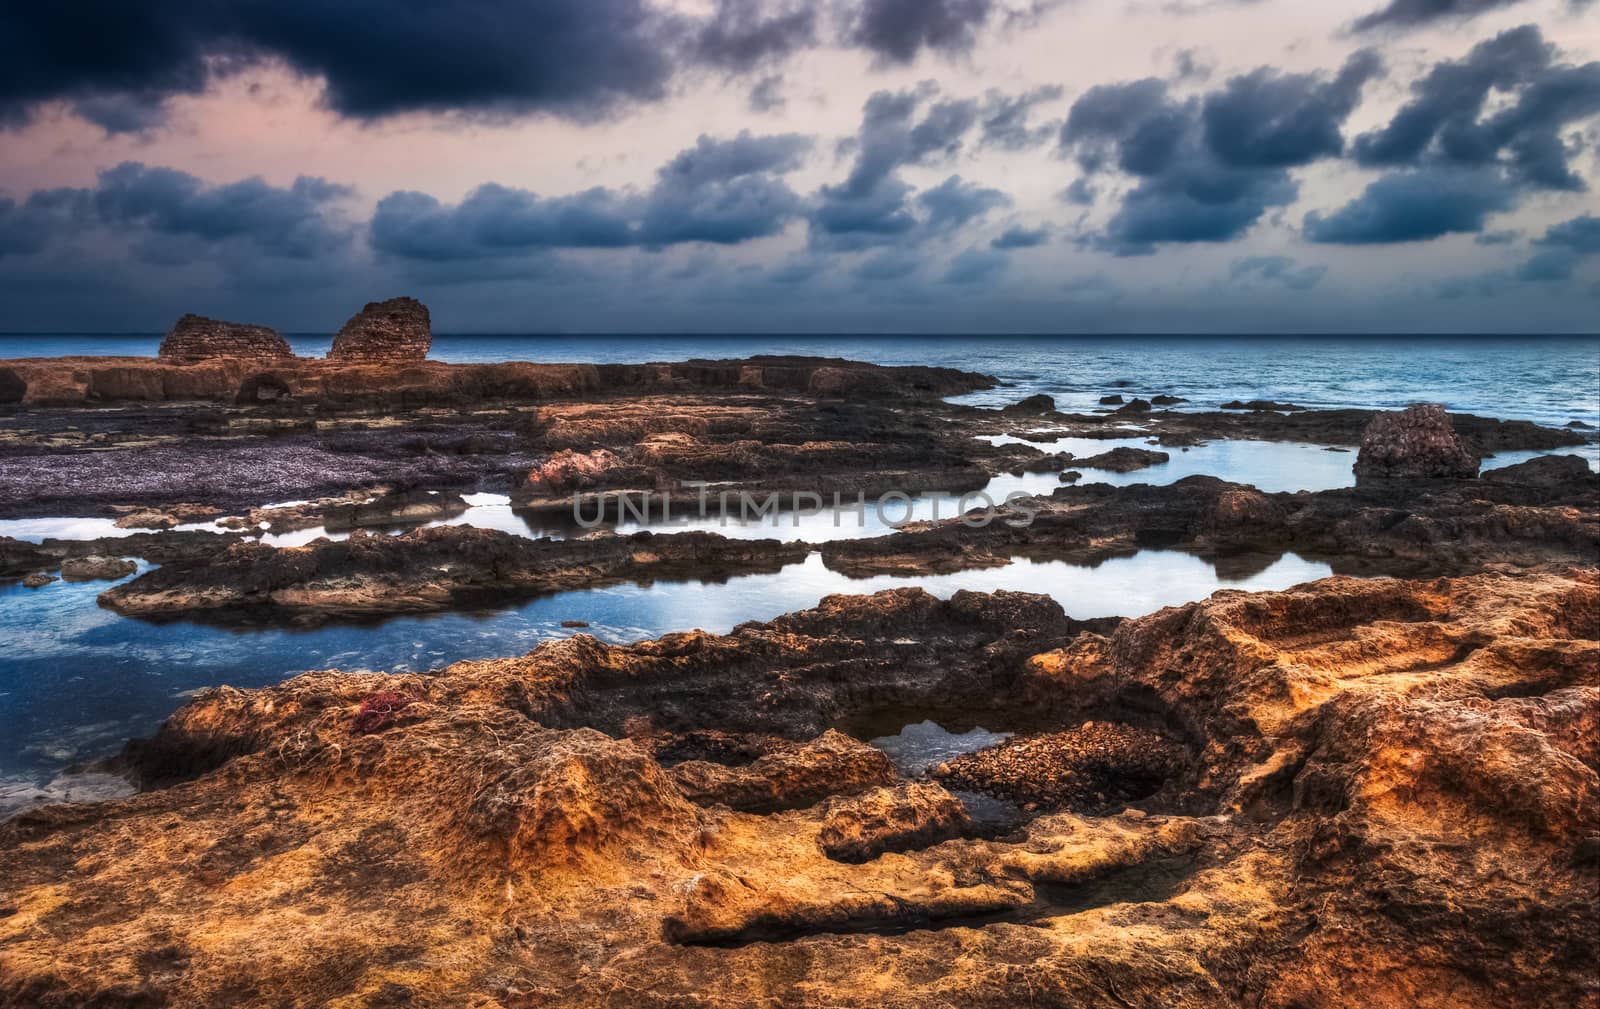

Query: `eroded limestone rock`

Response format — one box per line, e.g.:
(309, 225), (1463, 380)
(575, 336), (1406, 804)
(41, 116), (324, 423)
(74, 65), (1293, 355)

(1354, 403), (1481, 480)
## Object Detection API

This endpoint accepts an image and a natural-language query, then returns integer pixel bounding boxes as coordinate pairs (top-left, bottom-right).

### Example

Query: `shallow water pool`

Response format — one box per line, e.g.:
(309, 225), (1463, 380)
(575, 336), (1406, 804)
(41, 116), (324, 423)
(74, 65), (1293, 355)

(0, 548), (1332, 789)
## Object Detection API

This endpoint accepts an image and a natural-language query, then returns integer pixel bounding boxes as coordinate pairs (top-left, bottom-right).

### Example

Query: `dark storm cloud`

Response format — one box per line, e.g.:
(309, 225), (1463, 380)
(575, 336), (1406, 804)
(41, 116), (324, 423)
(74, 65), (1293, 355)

(371, 132), (813, 259)
(1229, 255), (1327, 290)
(0, 0), (684, 128)
(1202, 51), (1381, 168)
(2, 0), (1045, 130)
(694, 0), (819, 71)
(640, 132), (814, 244)
(1351, 26), (1600, 192)
(809, 87), (1008, 249)
(1475, 229), (1521, 245)
(1061, 178), (1098, 205)
(853, 248), (921, 281)
(0, 163), (354, 268)
(809, 177), (921, 241)
(942, 247), (1009, 283)
(0, 189), (87, 258)
(1350, 0), (1591, 32)
(748, 75), (787, 113)
(70, 94), (172, 136)
(0, 3), (216, 131)
(978, 86), (1065, 149)
(1060, 51), (1379, 254)
(1517, 214), (1600, 281)
(370, 187), (636, 261)
(917, 175), (1010, 233)
(1304, 167), (1513, 244)
(1312, 28), (1600, 245)
(832, 87), (977, 198)
(845, 0), (996, 64)
(91, 163), (356, 260)
(991, 225), (1049, 248)
(654, 131), (812, 187)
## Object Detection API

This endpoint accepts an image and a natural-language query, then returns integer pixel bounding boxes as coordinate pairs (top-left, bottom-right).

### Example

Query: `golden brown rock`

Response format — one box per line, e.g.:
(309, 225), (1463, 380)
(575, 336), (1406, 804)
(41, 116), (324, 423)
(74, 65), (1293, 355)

(158, 314), (294, 362)
(818, 782), (973, 862)
(670, 730), (898, 812)
(0, 571), (1595, 1007)
(327, 297), (432, 362)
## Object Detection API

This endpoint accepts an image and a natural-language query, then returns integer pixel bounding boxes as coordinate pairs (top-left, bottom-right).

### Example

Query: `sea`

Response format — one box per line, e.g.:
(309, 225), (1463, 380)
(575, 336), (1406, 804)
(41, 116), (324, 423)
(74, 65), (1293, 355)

(3, 332), (1598, 427)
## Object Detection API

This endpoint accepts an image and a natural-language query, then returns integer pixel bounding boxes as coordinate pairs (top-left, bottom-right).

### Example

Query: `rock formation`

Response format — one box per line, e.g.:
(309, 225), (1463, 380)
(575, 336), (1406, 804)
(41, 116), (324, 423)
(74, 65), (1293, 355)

(157, 314), (294, 362)
(818, 783), (973, 861)
(327, 297), (432, 362)
(58, 555), (136, 581)
(1, 571), (1594, 1006)
(1063, 446), (1170, 472)
(1354, 403), (1481, 480)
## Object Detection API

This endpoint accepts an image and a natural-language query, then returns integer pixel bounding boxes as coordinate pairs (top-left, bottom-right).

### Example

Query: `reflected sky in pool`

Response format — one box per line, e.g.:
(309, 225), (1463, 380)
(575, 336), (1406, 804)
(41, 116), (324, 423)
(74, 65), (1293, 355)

(0, 549), (1331, 783)
(5, 441), (1593, 546)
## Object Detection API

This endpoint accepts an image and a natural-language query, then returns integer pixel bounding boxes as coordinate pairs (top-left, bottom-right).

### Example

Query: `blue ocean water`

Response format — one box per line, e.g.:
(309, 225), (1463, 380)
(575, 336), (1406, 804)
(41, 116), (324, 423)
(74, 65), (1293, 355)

(0, 551), (1333, 793)
(3, 333), (1597, 427)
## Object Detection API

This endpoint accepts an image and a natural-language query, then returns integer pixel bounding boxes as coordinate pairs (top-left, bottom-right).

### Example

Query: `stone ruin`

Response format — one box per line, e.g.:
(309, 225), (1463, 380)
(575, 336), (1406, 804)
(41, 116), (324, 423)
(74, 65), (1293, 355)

(327, 297), (431, 362)
(1353, 403), (1480, 481)
(157, 314), (294, 363)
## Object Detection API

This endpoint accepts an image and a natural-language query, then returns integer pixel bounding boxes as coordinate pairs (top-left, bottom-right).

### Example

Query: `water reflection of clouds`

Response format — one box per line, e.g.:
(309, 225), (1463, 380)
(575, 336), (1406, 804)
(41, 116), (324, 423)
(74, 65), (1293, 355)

(10, 442), (1591, 551)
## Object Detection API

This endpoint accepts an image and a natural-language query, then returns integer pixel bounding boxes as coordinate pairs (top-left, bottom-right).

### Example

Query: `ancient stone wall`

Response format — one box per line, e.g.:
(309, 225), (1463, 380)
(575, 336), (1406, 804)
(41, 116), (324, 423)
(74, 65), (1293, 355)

(158, 315), (294, 362)
(327, 297), (431, 362)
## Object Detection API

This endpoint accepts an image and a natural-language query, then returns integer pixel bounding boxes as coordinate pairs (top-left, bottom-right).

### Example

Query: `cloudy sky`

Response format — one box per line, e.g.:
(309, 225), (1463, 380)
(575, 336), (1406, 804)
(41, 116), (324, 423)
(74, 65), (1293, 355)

(1, 0), (1598, 333)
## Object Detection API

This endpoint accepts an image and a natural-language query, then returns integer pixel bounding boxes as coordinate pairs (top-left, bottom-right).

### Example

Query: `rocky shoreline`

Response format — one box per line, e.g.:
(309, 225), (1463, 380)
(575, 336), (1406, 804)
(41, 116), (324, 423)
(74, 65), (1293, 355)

(2, 570), (1594, 1006)
(0, 344), (1596, 1007)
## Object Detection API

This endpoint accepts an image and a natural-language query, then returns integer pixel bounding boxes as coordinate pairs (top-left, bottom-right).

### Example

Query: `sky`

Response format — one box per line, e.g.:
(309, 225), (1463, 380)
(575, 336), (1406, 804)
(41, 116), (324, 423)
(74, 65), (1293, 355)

(1, 0), (1598, 334)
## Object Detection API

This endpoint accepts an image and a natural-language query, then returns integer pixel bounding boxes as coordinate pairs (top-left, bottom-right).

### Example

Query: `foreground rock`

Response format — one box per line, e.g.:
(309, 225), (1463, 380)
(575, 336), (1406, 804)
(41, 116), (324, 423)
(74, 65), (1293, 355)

(158, 314), (294, 362)
(818, 783), (973, 862)
(934, 724), (1187, 812)
(1354, 403), (1481, 480)
(670, 731), (897, 812)
(1, 570), (1593, 1006)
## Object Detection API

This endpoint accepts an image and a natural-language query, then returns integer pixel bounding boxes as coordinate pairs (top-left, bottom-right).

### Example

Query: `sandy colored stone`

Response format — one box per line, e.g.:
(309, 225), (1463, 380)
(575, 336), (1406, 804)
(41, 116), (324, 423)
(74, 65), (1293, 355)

(158, 314), (293, 363)
(327, 297), (432, 362)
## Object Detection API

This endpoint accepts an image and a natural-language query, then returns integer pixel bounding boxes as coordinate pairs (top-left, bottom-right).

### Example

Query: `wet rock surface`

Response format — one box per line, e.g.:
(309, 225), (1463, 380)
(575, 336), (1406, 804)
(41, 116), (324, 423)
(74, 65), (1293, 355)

(59, 555), (136, 582)
(99, 525), (808, 624)
(822, 463), (1599, 578)
(0, 570), (1592, 1006)
(1064, 445), (1171, 472)
(1355, 403), (1481, 480)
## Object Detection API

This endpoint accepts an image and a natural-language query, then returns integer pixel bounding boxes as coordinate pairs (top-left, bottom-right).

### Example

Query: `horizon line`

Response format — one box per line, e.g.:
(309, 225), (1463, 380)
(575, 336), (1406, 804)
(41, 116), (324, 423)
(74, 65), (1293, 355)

(1, 331), (1597, 340)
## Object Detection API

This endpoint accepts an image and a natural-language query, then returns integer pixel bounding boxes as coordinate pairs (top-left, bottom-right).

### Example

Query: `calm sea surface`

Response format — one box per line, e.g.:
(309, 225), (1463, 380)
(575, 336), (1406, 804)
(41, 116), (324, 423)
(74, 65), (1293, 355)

(3, 333), (1598, 427)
